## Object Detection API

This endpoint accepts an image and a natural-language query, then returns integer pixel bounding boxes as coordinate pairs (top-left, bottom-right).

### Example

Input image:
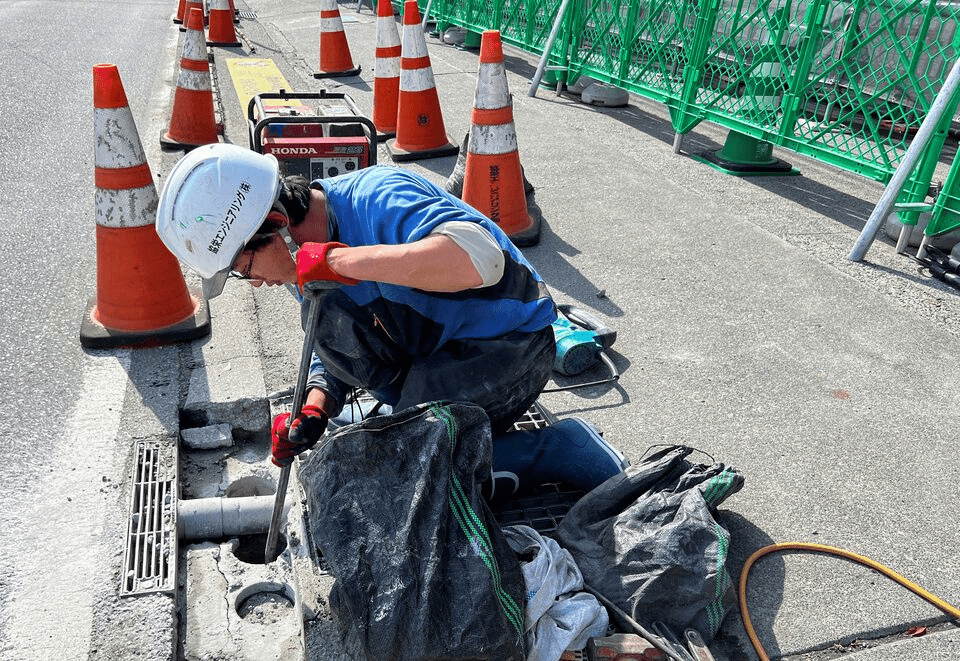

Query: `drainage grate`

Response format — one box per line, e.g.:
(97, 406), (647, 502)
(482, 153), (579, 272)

(120, 439), (178, 596)
(237, 9), (256, 19)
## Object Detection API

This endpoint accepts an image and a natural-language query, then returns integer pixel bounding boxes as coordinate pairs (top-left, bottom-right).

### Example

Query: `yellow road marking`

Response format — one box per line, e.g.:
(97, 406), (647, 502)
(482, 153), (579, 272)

(225, 58), (297, 115)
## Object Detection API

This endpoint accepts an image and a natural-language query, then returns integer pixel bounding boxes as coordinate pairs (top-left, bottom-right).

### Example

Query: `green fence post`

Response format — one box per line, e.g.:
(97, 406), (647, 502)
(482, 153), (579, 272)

(668, 0), (723, 136)
(693, 0), (799, 176)
(888, 0), (955, 245)
(919, 82), (960, 246)
(780, 0), (832, 142)
(925, 149), (960, 244)
(617, 0), (642, 83)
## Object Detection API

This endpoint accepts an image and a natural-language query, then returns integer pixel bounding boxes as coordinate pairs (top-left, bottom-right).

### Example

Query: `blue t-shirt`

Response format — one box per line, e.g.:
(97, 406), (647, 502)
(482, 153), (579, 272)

(305, 165), (556, 411)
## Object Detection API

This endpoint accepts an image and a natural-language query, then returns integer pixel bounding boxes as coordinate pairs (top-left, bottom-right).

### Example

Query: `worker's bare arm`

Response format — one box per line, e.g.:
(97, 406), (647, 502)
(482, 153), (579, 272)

(326, 235), (484, 292)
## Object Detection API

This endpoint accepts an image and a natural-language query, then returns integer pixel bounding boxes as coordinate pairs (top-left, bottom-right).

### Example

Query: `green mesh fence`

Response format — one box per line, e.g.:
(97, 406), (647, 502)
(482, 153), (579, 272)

(401, 0), (960, 210)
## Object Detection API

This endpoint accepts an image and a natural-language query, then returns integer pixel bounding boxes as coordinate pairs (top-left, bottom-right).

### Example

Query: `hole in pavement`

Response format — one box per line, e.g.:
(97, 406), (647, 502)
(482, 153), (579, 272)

(236, 581), (295, 623)
(225, 476), (275, 497)
(232, 533), (288, 564)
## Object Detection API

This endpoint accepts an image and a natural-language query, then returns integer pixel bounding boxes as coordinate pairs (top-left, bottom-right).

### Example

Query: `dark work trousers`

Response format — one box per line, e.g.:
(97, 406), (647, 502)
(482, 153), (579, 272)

(306, 294), (556, 436)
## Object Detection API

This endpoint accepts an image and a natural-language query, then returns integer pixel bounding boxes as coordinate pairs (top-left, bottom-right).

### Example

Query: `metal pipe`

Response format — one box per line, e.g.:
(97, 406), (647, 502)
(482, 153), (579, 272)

(895, 223), (912, 253)
(528, 0), (573, 97)
(916, 233), (931, 259)
(421, 0), (433, 32)
(847, 57), (960, 262)
(582, 583), (687, 661)
(179, 496), (289, 541)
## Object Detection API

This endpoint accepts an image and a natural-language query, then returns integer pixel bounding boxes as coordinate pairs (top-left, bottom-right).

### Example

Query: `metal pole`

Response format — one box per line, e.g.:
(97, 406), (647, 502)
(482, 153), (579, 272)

(421, 0), (433, 32)
(847, 57), (960, 262)
(528, 0), (573, 97)
(264, 283), (331, 563)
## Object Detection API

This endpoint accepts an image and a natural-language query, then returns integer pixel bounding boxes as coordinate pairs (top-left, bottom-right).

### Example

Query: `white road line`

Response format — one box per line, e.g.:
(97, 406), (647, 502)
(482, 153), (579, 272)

(2, 351), (130, 660)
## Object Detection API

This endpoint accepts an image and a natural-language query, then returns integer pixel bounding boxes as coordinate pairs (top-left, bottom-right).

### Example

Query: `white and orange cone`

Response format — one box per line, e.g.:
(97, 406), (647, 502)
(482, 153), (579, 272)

(385, 0), (458, 161)
(174, 0), (187, 24)
(314, 0), (361, 78)
(372, 0), (402, 139)
(207, 0), (240, 46)
(162, 7), (220, 150)
(179, 0), (206, 31)
(81, 64), (210, 349)
(460, 31), (540, 246)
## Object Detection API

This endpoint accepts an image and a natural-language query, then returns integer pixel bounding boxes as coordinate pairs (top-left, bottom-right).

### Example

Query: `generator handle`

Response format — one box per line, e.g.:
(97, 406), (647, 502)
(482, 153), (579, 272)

(249, 115), (377, 166)
(246, 89), (363, 124)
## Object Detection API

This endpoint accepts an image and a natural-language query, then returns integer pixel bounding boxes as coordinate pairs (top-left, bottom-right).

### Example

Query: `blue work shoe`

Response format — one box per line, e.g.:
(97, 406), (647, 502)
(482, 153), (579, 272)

(488, 417), (630, 502)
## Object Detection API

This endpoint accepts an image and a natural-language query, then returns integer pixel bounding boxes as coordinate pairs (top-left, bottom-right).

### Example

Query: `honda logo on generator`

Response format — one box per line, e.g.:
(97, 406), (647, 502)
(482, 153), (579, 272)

(262, 137), (370, 180)
(248, 90), (377, 182)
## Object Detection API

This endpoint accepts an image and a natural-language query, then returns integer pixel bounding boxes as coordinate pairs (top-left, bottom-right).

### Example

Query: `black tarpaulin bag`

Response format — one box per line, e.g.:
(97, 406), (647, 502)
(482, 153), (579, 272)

(555, 445), (744, 642)
(298, 401), (526, 661)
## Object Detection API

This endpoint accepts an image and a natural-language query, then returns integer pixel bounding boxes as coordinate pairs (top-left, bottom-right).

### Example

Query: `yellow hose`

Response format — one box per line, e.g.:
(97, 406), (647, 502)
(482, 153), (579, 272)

(738, 542), (960, 661)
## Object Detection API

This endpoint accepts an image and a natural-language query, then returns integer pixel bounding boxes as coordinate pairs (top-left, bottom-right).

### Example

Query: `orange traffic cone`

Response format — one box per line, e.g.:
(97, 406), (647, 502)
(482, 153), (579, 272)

(461, 30), (540, 247)
(174, 0), (187, 24)
(314, 0), (361, 78)
(179, 0), (205, 31)
(207, 0), (240, 46)
(385, 0), (458, 161)
(161, 7), (220, 150)
(81, 64), (210, 349)
(372, 0), (402, 139)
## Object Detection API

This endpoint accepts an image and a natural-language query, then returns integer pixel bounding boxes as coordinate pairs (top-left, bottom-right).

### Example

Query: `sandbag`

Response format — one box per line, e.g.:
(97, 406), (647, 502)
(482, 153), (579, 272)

(298, 402), (526, 661)
(556, 445), (744, 642)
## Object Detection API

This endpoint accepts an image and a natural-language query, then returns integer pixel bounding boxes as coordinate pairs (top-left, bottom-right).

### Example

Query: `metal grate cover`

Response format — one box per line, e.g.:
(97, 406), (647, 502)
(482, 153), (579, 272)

(120, 439), (178, 596)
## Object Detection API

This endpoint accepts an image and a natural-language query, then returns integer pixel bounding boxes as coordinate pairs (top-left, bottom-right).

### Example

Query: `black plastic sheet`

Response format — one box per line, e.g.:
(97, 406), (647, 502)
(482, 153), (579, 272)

(299, 402), (526, 661)
(556, 445), (744, 642)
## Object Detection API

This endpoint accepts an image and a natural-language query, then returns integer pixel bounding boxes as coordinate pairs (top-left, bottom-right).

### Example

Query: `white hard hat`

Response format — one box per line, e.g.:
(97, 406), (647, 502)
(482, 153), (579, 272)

(157, 144), (282, 298)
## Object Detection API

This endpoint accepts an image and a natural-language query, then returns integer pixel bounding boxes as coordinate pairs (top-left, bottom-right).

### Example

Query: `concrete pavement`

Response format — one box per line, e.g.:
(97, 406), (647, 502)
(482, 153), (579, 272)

(158, 1), (960, 659)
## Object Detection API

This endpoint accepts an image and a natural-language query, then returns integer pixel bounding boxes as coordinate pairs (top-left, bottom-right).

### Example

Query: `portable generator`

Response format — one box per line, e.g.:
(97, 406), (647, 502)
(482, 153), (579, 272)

(247, 90), (377, 181)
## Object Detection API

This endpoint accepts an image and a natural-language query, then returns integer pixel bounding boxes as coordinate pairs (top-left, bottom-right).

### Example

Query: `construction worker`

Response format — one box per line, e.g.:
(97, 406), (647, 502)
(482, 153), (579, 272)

(156, 144), (627, 496)
(156, 145), (551, 443)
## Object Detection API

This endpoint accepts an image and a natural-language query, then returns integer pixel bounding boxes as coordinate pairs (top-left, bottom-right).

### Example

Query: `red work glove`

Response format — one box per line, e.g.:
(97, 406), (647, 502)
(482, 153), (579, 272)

(296, 242), (360, 291)
(270, 404), (329, 467)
